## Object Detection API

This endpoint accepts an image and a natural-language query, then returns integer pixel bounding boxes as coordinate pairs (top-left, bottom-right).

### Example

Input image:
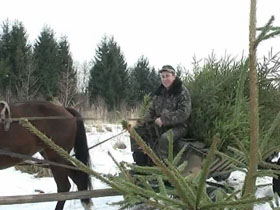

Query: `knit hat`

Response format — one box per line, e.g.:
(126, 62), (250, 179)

(159, 65), (176, 74)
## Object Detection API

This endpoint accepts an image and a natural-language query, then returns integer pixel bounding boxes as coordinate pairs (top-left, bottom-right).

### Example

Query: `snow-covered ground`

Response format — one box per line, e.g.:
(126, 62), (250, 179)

(0, 123), (278, 210)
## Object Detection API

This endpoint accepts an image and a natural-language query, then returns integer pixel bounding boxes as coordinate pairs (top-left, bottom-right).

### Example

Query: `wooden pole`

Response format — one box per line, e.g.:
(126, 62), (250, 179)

(0, 188), (122, 205)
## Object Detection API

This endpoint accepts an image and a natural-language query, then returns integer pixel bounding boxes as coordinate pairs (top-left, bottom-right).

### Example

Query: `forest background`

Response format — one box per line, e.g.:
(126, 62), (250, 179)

(0, 20), (162, 111)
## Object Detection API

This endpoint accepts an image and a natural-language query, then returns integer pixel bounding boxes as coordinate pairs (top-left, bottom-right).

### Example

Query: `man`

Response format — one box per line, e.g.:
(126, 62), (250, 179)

(131, 65), (192, 166)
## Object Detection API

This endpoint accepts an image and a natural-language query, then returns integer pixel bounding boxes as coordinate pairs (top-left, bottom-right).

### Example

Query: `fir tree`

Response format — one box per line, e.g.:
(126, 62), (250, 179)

(57, 36), (77, 106)
(0, 22), (11, 100)
(87, 36), (129, 110)
(128, 56), (160, 106)
(33, 26), (60, 99)
(0, 20), (33, 101)
(0, 21), (14, 100)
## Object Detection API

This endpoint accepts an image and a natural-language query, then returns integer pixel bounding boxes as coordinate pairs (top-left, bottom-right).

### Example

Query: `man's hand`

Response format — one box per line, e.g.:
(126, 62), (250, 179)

(155, 117), (163, 127)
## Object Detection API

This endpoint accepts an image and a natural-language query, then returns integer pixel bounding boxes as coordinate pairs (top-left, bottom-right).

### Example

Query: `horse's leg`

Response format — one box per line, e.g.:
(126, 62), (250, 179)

(49, 165), (71, 210)
(69, 170), (94, 210)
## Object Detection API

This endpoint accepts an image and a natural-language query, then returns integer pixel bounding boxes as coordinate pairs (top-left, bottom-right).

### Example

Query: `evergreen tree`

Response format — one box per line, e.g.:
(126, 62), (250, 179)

(257, 50), (280, 150)
(0, 20), (11, 100)
(184, 54), (251, 149)
(57, 36), (77, 106)
(33, 26), (60, 99)
(88, 36), (129, 110)
(149, 67), (161, 90)
(0, 20), (33, 101)
(128, 56), (160, 105)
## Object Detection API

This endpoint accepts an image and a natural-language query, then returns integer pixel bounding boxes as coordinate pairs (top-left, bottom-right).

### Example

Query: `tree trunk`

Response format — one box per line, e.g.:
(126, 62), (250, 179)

(243, 0), (259, 209)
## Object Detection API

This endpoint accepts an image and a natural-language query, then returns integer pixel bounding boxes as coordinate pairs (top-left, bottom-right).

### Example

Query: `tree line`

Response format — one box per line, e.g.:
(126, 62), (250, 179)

(0, 20), (161, 109)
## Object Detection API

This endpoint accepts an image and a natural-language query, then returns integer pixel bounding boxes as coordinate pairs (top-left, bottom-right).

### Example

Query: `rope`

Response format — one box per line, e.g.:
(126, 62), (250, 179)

(87, 130), (127, 150)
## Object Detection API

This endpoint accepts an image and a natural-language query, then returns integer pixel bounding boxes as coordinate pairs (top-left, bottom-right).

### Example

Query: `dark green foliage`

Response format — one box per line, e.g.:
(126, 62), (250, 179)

(185, 54), (251, 150)
(257, 50), (280, 153)
(255, 16), (280, 50)
(0, 58), (10, 98)
(184, 51), (280, 157)
(33, 26), (60, 99)
(57, 36), (74, 75)
(128, 56), (160, 105)
(0, 20), (33, 101)
(138, 94), (152, 118)
(0, 22), (77, 103)
(87, 36), (129, 110)
(0, 21), (12, 92)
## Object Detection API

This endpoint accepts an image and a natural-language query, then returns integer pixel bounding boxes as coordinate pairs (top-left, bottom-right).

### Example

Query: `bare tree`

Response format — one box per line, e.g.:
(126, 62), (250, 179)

(77, 61), (90, 94)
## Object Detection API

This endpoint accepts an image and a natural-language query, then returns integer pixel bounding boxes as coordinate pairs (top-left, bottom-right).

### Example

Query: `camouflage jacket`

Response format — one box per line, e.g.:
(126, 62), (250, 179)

(146, 77), (191, 129)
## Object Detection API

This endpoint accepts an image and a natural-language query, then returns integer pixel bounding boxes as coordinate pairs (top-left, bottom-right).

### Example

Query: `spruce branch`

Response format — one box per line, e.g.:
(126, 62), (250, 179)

(262, 144), (280, 162)
(230, 135), (248, 156)
(107, 151), (132, 182)
(137, 176), (156, 191)
(168, 130), (174, 162)
(176, 161), (188, 174)
(215, 150), (247, 168)
(164, 160), (197, 208)
(19, 119), (128, 194)
(260, 111), (280, 156)
(255, 16), (275, 49)
(127, 163), (163, 175)
(195, 135), (218, 207)
(123, 120), (196, 209)
(200, 196), (271, 210)
(255, 169), (280, 179)
(122, 119), (272, 209)
(255, 16), (280, 50)
(258, 161), (280, 171)
(157, 176), (168, 196)
(224, 189), (242, 201)
(116, 178), (187, 208)
(172, 144), (188, 166)
(233, 58), (249, 120)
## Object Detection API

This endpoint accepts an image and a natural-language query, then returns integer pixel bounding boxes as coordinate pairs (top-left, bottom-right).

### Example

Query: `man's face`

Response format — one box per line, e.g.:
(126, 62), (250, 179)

(160, 71), (176, 89)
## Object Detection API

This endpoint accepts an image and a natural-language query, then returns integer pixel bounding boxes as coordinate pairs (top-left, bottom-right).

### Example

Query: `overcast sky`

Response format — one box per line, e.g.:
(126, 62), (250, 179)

(1, 0), (280, 70)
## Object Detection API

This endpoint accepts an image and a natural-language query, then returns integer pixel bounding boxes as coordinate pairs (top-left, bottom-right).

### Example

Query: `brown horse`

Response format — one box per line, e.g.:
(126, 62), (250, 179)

(0, 101), (93, 210)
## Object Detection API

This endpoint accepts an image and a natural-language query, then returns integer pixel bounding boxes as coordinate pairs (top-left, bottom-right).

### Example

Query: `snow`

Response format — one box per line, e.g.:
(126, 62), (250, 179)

(0, 123), (278, 210)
